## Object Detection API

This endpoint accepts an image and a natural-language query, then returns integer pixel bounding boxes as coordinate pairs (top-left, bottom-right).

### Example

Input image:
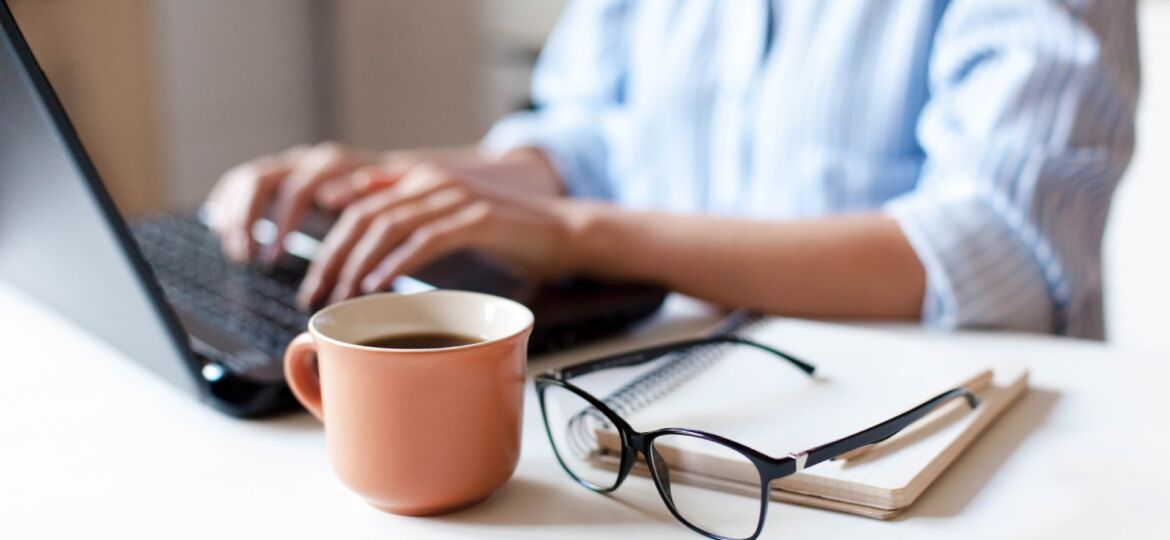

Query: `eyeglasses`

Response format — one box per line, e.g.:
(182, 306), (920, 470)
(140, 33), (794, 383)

(534, 336), (979, 540)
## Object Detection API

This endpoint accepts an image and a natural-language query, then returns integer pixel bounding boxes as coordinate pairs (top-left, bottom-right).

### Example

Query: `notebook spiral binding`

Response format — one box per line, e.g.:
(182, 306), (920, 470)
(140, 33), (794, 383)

(601, 343), (734, 418)
(566, 345), (733, 460)
(563, 311), (761, 460)
(602, 310), (761, 419)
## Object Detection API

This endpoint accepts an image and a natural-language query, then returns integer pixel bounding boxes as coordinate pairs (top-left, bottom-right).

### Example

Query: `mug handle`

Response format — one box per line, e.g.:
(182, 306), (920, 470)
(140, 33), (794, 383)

(284, 332), (325, 421)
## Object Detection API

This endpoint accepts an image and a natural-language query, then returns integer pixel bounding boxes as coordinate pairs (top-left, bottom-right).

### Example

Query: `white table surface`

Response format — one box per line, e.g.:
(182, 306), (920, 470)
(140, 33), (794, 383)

(2, 281), (1169, 539)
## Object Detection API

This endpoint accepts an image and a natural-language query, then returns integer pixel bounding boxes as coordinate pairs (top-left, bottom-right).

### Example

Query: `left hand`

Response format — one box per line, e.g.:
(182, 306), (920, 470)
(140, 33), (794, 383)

(295, 162), (583, 309)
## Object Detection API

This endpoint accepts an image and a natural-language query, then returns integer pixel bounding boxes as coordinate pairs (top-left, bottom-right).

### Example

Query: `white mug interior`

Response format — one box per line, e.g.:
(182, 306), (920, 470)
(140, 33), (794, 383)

(309, 290), (534, 350)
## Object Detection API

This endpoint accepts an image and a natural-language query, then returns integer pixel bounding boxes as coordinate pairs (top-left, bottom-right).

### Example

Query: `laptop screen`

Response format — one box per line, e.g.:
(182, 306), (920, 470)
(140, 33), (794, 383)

(0, 3), (199, 394)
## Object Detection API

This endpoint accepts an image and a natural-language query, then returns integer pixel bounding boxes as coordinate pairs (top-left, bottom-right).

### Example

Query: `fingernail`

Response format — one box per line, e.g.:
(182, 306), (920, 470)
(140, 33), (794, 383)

(360, 275), (380, 294)
(365, 262), (395, 292)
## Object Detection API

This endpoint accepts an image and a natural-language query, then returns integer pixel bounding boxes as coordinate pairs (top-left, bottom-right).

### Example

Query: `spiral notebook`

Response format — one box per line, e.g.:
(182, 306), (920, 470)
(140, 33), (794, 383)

(587, 315), (1028, 519)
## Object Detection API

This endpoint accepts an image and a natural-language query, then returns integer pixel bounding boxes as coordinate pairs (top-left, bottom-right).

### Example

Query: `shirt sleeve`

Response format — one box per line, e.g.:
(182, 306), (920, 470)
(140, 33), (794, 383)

(480, 0), (630, 200)
(884, 0), (1139, 338)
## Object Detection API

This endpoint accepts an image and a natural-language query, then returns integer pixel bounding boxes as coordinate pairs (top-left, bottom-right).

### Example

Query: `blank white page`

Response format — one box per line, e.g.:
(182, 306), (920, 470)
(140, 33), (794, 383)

(613, 318), (1027, 509)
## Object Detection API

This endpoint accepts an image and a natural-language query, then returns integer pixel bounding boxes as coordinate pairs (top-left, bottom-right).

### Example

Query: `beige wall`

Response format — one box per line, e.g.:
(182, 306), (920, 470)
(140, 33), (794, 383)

(331, 1), (489, 150)
(9, 0), (162, 216)
(330, 0), (564, 151)
(8, 1), (563, 214)
(153, 0), (318, 209)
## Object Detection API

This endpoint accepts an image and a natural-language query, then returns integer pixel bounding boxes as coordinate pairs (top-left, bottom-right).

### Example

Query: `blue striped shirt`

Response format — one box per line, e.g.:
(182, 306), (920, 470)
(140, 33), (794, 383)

(483, 0), (1140, 339)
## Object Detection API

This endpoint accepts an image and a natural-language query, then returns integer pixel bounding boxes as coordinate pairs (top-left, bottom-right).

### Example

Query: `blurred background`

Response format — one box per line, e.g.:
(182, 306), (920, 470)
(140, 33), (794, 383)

(7, 0), (1168, 353)
(9, 0), (564, 212)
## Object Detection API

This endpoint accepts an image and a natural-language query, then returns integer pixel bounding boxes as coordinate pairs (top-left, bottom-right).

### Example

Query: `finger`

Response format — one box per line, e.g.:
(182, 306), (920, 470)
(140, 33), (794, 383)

(327, 188), (474, 303)
(233, 165), (288, 261)
(314, 161), (411, 210)
(266, 143), (363, 265)
(294, 196), (381, 310)
(209, 145), (309, 260)
(360, 202), (492, 294)
(206, 145), (309, 231)
(389, 161), (466, 199)
(213, 154), (299, 262)
(297, 167), (467, 307)
(296, 188), (405, 309)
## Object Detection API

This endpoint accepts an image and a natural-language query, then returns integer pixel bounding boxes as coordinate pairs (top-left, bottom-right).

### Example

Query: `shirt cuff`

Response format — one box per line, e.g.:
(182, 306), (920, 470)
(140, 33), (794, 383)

(885, 188), (1055, 333)
(481, 111), (615, 200)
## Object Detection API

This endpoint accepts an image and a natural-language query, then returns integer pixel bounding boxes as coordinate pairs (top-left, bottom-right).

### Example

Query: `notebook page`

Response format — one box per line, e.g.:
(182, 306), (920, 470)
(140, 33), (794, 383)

(594, 318), (1024, 508)
(622, 319), (990, 448)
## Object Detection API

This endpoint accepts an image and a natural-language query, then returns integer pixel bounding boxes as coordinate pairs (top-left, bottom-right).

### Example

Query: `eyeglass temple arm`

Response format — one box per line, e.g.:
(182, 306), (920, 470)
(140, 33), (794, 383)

(555, 336), (816, 380)
(790, 387), (979, 472)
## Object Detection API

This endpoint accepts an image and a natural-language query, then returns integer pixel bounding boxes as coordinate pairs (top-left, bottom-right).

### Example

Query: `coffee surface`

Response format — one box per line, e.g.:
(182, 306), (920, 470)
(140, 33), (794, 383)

(358, 332), (481, 350)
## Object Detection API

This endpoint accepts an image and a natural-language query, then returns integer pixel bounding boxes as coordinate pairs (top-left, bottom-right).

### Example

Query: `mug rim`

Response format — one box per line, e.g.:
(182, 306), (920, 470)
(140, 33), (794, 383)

(307, 290), (535, 354)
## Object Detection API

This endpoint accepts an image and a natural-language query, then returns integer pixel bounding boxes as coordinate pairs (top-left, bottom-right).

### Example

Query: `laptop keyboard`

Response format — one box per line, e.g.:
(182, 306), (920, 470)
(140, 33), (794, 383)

(131, 215), (310, 372)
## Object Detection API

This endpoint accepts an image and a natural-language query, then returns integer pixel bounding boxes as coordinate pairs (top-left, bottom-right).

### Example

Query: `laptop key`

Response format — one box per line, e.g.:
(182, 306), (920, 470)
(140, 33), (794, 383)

(131, 215), (311, 374)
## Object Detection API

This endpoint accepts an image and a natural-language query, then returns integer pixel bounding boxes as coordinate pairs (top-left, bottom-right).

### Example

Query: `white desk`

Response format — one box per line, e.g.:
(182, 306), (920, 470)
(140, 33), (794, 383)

(3, 281), (1169, 539)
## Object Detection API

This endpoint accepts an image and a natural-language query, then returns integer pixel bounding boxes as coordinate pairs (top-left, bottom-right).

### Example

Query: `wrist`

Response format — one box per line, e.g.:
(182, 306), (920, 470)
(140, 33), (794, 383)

(494, 147), (565, 196)
(555, 200), (619, 277)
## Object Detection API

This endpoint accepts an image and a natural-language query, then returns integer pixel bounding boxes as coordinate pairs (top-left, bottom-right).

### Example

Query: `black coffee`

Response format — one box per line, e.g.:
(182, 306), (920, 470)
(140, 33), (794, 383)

(358, 332), (481, 350)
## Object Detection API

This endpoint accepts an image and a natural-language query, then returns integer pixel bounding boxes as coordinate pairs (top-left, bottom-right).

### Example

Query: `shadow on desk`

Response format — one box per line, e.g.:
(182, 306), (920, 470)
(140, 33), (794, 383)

(253, 412), (320, 432)
(899, 387), (1060, 519)
(433, 476), (677, 528)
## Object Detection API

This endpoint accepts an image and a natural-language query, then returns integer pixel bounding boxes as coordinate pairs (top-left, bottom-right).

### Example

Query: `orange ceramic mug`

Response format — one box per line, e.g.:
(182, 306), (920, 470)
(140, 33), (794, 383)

(284, 290), (533, 516)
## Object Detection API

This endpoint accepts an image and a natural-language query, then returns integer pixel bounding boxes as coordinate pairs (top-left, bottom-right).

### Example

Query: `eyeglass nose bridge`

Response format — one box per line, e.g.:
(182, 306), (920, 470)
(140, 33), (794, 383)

(621, 430), (710, 495)
(616, 431), (679, 493)
(609, 430), (647, 490)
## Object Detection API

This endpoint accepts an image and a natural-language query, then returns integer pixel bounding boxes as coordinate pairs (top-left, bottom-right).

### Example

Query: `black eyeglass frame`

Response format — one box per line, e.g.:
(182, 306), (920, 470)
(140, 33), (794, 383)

(534, 336), (979, 540)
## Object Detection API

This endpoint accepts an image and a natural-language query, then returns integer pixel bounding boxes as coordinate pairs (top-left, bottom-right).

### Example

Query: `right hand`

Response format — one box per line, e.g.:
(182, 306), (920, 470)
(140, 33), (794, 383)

(207, 142), (498, 265)
(206, 142), (381, 265)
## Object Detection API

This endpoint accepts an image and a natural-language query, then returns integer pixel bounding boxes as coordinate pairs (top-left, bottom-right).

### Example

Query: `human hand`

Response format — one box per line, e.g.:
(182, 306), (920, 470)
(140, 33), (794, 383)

(205, 142), (377, 264)
(295, 162), (584, 309)
(206, 142), (491, 265)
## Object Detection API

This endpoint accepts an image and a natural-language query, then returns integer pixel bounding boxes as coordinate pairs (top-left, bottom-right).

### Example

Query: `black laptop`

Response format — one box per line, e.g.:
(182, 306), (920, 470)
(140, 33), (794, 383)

(0, 2), (664, 417)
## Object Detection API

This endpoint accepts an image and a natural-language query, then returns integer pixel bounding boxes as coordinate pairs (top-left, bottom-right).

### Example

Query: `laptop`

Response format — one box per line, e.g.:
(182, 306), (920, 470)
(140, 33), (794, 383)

(0, 3), (665, 417)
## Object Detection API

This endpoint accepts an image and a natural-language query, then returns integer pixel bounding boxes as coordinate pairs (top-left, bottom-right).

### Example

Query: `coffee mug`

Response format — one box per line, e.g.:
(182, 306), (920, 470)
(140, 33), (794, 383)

(283, 290), (533, 516)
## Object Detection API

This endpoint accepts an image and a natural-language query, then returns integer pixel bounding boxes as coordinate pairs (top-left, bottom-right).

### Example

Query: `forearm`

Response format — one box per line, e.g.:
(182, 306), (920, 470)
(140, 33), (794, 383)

(567, 206), (925, 319)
